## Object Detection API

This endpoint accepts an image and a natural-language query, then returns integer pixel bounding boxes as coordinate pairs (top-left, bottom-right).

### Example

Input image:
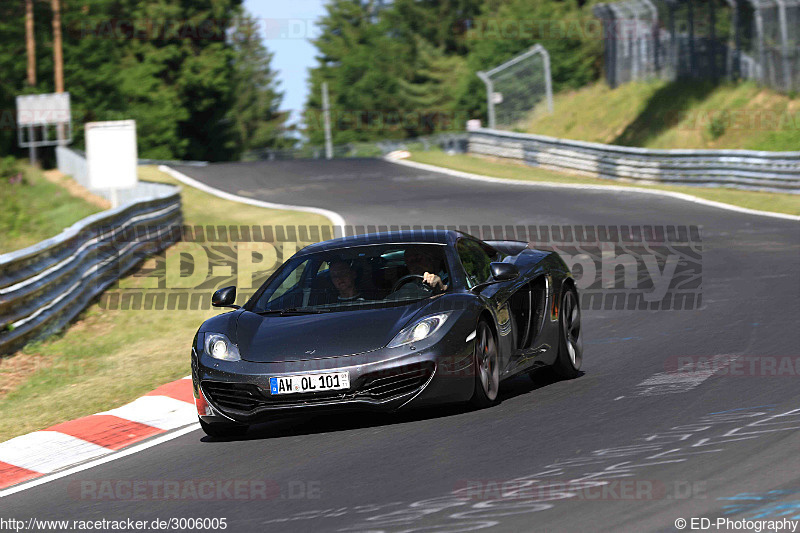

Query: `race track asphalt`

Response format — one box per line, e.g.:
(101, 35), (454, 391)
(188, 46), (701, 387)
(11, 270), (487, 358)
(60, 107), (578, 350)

(4, 158), (799, 532)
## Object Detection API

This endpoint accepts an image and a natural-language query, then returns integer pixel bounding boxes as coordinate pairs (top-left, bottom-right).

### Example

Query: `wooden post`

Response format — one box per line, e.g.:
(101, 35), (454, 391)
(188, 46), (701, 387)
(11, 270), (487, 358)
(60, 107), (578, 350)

(52, 0), (64, 93)
(26, 0), (36, 86)
(52, 0), (67, 144)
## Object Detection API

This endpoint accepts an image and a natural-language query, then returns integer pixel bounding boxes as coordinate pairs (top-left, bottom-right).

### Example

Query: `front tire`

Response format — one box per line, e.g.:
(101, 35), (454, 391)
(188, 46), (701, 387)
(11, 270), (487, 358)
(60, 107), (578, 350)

(470, 320), (500, 408)
(199, 418), (249, 439)
(552, 286), (583, 379)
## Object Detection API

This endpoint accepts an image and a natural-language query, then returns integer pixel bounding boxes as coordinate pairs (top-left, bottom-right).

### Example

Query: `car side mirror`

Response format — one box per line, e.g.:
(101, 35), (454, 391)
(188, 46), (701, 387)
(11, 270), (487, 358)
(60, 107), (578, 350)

(212, 286), (239, 308)
(490, 262), (519, 281)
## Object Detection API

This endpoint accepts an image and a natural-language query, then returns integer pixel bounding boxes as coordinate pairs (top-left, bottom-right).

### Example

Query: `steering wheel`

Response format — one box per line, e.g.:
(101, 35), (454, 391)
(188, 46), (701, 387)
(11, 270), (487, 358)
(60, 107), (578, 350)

(391, 274), (432, 293)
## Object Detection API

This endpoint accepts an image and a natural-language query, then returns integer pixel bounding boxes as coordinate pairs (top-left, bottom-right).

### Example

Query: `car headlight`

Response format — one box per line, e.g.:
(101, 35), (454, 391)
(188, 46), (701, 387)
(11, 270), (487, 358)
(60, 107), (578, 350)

(203, 332), (241, 361)
(387, 312), (451, 348)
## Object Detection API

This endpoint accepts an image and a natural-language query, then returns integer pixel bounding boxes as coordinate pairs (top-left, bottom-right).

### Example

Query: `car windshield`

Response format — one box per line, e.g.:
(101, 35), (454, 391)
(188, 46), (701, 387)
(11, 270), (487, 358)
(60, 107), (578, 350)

(248, 244), (450, 313)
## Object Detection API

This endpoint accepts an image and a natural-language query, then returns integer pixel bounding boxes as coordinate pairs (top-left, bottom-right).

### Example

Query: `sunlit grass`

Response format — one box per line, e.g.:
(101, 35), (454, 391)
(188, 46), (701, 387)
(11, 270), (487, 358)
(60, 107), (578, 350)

(0, 163), (101, 254)
(522, 80), (800, 152)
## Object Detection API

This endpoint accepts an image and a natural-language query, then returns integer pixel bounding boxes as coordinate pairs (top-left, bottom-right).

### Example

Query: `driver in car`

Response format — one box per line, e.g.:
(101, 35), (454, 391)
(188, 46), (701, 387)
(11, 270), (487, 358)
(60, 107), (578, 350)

(329, 259), (365, 302)
(391, 246), (448, 298)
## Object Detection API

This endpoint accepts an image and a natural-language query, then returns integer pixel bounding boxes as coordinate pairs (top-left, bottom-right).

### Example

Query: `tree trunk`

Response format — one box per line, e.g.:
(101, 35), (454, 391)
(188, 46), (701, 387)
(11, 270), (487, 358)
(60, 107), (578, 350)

(52, 0), (64, 93)
(26, 0), (36, 86)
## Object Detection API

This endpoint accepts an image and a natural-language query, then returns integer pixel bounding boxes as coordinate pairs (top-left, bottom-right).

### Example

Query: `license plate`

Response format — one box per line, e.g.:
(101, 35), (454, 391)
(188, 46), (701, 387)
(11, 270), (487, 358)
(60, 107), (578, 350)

(269, 372), (350, 395)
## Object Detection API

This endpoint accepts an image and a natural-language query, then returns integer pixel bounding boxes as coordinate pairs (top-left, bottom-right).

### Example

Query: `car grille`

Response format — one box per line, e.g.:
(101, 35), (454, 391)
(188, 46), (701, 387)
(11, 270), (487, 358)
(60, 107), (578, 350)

(359, 362), (434, 400)
(202, 362), (435, 413)
(202, 382), (263, 412)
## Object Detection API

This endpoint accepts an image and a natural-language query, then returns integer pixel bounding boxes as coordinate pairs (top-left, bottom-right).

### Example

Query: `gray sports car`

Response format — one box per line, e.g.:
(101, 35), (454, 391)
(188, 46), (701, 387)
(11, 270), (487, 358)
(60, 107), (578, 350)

(191, 230), (583, 437)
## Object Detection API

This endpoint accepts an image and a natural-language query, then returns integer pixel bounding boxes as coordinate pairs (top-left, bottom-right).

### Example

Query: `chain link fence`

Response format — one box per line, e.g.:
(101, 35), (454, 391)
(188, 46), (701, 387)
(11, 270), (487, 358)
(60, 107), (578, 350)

(477, 45), (554, 130)
(593, 0), (799, 93)
(594, 0), (667, 87)
(757, 0), (800, 92)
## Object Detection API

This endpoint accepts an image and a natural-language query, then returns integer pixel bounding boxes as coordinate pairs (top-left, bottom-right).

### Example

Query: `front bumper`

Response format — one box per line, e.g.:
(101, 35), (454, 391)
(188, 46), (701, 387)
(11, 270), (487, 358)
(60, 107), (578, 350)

(192, 336), (475, 425)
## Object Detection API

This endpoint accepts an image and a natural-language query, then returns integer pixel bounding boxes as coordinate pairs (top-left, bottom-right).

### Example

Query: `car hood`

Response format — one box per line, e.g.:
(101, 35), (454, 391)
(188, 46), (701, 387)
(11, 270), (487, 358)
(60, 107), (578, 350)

(234, 302), (428, 363)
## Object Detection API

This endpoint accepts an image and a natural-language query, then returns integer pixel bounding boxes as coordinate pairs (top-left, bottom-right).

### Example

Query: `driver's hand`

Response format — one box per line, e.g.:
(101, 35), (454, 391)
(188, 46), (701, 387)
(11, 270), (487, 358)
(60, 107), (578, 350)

(422, 272), (446, 291)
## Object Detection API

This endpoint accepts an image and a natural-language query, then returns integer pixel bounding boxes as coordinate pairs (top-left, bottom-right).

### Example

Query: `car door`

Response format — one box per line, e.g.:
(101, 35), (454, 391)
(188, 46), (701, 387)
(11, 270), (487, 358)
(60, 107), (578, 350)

(455, 238), (518, 374)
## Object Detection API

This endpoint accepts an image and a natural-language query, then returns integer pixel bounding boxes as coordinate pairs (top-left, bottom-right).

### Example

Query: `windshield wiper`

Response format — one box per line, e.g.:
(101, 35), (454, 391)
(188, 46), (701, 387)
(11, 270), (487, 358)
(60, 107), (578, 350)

(255, 307), (331, 316)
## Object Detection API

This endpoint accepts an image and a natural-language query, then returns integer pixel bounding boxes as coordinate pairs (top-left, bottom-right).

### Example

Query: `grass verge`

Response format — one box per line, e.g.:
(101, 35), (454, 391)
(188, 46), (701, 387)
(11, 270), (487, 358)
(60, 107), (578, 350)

(0, 162), (102, 254)
(408, 151), (800, 216)
(0, 166), (332, 442)
(522, 80), (800, 152)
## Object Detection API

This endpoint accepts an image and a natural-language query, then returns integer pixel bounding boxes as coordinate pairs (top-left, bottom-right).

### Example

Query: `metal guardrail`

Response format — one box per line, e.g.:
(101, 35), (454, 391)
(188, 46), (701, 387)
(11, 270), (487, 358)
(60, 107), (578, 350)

(469, 129), (800, 193)
(0, 183), (182, 354)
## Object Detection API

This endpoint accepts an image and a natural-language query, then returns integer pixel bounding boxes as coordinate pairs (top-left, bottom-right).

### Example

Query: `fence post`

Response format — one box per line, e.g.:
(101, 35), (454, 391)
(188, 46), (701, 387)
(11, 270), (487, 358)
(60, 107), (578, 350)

(322, 82), (333, 160)
(643, 0), (659, 73)
(539, 45), (555, 114)
(726, 0), (739, 79)
(753, 4), (766, 84)
(668, 2), (676, 78)
(773, 0), (792, 92)
(477, 71), (496, 130)
(710, 0), (718, 79)
(607, 5), (619, 87)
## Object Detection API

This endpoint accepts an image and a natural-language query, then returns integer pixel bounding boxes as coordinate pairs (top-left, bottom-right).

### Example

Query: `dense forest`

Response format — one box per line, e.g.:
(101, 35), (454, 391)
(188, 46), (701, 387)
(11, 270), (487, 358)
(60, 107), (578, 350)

(0, 0), (287, 161)
(304, 0), (603, 145)
(0, 0), (602, 160)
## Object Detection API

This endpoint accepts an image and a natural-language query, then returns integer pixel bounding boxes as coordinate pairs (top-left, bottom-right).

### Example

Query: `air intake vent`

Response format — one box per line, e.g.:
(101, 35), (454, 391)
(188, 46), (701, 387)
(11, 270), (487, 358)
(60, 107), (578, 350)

(202, 382), (262, 412)
(359, 362), (434, 400)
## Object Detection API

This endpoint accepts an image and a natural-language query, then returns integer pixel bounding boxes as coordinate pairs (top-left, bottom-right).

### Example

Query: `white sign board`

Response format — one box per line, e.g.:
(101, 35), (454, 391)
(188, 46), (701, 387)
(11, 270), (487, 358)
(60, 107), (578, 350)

(86, 120), (138, 191)
(492, 92), (504, 104)
(16, 93), (71, 126)
(466, 119), (482, 131)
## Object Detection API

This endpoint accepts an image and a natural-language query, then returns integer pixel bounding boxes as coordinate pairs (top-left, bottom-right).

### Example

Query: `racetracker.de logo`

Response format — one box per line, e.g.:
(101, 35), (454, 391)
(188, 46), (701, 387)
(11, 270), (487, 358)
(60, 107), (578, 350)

(68, 479), (320, 501)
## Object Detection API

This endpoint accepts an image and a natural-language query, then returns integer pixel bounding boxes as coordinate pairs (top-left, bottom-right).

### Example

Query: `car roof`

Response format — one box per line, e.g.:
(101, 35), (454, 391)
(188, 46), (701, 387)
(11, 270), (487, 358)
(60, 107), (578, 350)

(295, 229), (469, 256)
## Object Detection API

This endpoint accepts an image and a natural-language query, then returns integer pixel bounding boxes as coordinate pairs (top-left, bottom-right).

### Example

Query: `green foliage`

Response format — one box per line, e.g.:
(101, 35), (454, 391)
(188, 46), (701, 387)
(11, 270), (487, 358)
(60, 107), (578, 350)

(0, 162), (100, 253)
(385, 0), (485, 55)
(0, 1), (287, 161)
(707, 112), (728, 140)
(456, 0), (602, 121)
(304, 0), (415, 145)
(304, 0), (602, 143)
(0, 156), (23, 181)
(228, 11), (292, 153)
(398, 37), (468, 110)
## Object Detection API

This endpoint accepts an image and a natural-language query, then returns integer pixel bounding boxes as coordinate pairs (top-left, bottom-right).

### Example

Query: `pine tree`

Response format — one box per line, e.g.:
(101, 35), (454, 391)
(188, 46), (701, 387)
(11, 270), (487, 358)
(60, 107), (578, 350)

(0, 0), (271, 161)
(228, 10), (289, 156)
(397, 37), (468, 134)
(304, 0), (413, 145)
(399, 38), (468, 108)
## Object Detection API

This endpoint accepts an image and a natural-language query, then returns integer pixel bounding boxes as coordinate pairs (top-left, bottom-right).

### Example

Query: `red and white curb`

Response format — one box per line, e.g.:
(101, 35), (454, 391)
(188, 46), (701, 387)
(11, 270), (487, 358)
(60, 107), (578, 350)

(0, 376), (197, 491)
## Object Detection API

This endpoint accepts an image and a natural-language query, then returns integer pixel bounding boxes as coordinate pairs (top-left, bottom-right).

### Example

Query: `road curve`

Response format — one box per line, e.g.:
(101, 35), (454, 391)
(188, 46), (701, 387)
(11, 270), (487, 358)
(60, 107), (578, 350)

(4, 158), (799, 532)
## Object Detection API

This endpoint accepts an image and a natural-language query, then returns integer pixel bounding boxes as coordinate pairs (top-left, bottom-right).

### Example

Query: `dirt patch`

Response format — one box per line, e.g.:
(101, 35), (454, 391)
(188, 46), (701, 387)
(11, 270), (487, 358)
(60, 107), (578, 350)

(42, 170), (111, 210)
(0, 352), (50, 398)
